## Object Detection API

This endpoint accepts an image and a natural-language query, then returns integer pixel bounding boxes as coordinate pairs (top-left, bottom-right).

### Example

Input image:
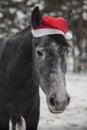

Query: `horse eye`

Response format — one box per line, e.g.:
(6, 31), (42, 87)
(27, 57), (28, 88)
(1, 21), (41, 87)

(37, 50), (43, 56)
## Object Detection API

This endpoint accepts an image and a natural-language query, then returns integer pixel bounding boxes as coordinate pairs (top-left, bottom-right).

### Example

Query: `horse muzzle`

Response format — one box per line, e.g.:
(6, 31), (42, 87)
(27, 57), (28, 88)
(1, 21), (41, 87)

(46, 93), (70, 114)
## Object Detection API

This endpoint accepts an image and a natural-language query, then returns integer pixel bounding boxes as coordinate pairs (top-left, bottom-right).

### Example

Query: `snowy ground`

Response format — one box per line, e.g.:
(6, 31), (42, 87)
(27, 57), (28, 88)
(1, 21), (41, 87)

(38, 72), (87, 130)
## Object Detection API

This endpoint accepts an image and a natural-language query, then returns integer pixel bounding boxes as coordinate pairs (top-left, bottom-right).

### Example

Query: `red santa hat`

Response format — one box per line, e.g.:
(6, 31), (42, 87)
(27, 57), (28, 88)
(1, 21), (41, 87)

(31, 15), (73, 40)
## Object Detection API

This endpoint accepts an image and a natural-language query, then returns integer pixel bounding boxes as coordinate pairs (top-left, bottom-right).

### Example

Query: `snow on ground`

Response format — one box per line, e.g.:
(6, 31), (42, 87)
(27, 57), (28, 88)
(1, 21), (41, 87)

(38, 73), (87, 130)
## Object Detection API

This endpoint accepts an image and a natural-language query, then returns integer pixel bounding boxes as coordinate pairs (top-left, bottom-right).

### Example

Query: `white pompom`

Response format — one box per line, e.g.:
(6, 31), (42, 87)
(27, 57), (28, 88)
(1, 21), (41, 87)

(65, 31), (73, 40)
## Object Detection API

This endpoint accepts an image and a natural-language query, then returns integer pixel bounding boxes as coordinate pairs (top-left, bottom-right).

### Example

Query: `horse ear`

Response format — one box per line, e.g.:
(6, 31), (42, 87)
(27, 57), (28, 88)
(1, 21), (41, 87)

(65, 10), (72, 25)
(31, 7), (42, 29)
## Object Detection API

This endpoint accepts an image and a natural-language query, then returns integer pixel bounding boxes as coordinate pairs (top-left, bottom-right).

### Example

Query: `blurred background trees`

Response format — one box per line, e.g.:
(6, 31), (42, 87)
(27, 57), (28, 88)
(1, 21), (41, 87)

(0, 0), (87, 72)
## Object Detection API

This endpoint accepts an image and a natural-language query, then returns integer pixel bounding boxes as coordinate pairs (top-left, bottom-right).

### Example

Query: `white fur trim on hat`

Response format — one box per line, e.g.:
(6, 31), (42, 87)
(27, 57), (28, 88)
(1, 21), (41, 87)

(31, 29), (73, 40)
(65, 31), (73, 40)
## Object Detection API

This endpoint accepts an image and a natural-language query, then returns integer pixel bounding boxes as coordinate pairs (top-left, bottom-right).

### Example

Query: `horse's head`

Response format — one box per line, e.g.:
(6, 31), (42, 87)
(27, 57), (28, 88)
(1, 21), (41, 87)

(31, 7), (72, 113)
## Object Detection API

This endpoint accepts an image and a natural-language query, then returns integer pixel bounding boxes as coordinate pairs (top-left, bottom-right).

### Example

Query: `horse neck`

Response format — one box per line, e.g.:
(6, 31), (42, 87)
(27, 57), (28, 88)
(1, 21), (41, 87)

(17, 27), (40, 89)
(5, 27), (37, 86)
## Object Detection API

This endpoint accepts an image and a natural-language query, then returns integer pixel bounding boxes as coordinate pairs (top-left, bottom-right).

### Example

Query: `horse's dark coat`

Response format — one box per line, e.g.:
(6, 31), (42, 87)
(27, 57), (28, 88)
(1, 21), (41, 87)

(0, 7), (72, 130)
(0, 27), (40, 130)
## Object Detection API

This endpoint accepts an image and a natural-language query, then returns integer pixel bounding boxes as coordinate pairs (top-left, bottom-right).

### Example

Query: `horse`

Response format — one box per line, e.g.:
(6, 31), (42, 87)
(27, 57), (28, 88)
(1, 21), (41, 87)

(0, 7), (72, 130)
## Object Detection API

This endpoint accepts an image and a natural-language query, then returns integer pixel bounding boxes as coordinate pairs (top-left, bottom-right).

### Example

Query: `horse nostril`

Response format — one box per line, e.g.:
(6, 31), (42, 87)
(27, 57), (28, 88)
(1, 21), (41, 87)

(67, 96), (70, 105)
(49, 97), (55, 106)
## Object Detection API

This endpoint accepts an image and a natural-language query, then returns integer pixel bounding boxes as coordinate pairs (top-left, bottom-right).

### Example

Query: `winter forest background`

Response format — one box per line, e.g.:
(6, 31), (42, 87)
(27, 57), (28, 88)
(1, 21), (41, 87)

(0, 0), (87, 130)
